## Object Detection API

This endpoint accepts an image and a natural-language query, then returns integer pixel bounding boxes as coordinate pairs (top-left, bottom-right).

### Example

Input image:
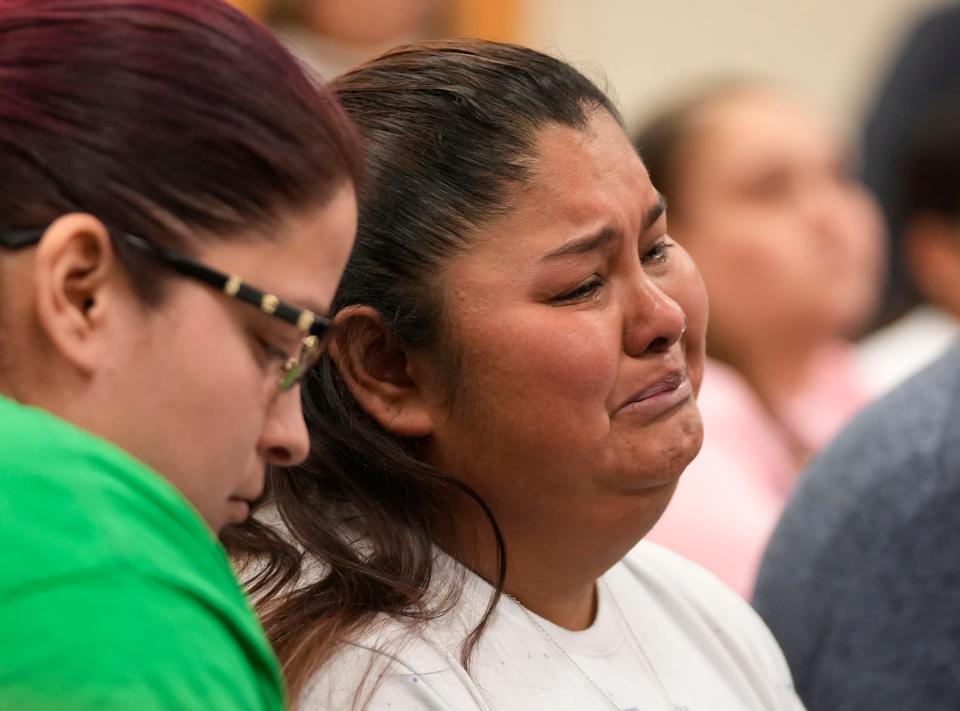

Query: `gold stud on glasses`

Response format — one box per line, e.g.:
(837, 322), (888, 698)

(224, 276), (242, 297)
(278, 335), (322, 391)
(260, 294), (279, 315)
(297, 310), (317, 333)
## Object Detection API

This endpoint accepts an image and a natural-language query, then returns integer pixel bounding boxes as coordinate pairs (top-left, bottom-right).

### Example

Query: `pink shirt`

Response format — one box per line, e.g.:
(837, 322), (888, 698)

(646, 348), (868, 598)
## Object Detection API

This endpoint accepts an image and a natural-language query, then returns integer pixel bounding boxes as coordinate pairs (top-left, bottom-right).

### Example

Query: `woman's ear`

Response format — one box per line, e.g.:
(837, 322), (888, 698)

(31, 213), (123, 376)
(328, 305), (435, 437)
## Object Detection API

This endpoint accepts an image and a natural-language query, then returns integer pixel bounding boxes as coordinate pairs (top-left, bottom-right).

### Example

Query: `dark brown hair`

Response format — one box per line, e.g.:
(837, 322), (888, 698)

(902, 98), (960, 221)
(224, 39), (620, 705)
(0, 0), (361, 301)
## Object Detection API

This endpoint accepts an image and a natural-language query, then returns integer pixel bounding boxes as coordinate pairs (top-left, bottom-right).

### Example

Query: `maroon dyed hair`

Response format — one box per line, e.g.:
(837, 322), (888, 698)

(0, 0), (361, 299)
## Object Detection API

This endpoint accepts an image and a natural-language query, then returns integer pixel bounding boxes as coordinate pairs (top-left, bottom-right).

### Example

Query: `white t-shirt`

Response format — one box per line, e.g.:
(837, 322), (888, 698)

(300, 542), (804, 710)
(857, 305), (960, 395)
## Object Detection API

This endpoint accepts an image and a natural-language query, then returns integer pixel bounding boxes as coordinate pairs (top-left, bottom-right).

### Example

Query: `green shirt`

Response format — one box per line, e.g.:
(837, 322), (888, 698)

(0, 396), (285, 710)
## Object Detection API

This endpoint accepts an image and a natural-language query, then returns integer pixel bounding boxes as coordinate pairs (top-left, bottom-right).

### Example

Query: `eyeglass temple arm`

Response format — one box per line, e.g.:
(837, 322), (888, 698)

(0, 229), (44, 249)
(123, 234), (329, 337)
(1, 229), (330, 338)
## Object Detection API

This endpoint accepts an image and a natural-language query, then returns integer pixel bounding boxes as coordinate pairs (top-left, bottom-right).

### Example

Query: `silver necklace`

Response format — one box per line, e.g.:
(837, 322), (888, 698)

(507, 593), (621, 710)
(508, 582), (685, 711)
(602, 580), (684, 710)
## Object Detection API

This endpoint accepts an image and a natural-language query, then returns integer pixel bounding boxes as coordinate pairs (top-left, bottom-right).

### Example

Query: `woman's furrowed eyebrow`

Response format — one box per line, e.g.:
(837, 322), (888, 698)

(539, 194), (667, 263)
(644, 194), (667, 230)
(540, 226), (619, 262)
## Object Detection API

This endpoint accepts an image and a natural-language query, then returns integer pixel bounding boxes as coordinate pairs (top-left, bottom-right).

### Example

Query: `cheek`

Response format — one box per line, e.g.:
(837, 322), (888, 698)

(722, 215), (806, 272)
(839, 191), (885, 275)
(669, 245), (709, 326)
(456, 309), (618, 415)
(118, 298), (270, 527)
(433, 310), (625, 497)
(660, 247), (708, 390)
(162, 315), (270, 458)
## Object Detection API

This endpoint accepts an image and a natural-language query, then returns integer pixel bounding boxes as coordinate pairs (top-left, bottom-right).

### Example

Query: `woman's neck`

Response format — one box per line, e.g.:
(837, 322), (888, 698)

(717, 332), (825, 416)
(438, 482), (676, 630)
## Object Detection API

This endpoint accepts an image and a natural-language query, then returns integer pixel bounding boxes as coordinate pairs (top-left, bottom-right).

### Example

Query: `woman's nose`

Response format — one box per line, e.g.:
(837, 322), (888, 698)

(258, 388), (311, 467)
(622, 277), (688, 357)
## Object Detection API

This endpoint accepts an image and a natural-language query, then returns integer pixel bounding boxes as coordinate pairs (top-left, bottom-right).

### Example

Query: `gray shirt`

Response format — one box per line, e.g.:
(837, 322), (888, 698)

(753, 340), (960, 710)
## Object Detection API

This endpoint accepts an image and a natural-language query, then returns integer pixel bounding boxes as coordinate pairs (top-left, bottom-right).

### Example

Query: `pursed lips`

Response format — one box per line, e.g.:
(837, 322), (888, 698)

(616, 369), (690, 415)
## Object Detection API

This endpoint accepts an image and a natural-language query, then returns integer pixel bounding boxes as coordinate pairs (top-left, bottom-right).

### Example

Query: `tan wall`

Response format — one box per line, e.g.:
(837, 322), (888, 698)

(520, 0), (952, 135)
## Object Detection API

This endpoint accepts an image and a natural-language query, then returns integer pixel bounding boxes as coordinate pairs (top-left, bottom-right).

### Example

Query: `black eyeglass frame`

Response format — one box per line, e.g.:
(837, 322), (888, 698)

(0, 226), (333, 391)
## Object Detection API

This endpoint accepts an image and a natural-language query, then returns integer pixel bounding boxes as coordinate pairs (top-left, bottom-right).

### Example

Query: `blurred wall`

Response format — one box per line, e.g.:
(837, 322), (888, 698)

(449, 0), (520, 41)
(520, 0), (953, 135)
(227, 0), (270, 19)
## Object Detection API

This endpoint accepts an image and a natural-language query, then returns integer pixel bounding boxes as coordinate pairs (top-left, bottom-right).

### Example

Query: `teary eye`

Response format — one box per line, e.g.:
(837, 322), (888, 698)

(551, 275), (606, 304)
(641, 238), (675, 266)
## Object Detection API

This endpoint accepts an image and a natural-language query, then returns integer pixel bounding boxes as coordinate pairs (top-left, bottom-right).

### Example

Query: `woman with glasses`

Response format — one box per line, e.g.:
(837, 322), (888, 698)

(0, 1), (359, 708)
(231, 40), (804, 710)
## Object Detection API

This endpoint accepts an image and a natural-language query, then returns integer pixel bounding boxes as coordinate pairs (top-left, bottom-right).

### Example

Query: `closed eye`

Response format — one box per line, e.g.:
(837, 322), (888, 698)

(642, 238), (675, 267)
(551, 275), (606, 304)
(253, 335), (290, 367)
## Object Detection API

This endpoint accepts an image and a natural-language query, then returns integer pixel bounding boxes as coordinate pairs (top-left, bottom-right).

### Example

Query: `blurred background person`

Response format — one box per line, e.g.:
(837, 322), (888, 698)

(227, 0), (948, 141)
(857, 4), (960, 393)
(269, 0), (446, 79)
(227, 0), (523, 79)
(633, 83), (885, 597)
(751, 8), (960, 709)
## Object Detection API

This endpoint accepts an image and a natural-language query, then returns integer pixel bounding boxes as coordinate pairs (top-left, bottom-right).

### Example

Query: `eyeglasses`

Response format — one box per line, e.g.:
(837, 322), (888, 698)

(0, 225), (333, 391)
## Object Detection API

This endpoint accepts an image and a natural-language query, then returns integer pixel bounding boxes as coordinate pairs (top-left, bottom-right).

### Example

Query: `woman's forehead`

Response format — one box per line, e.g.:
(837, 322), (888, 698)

(690, 91), (839, 167)
(529, 120), (651, 207)
(441, 137), (660, 288)
(515, 115), (649, 208)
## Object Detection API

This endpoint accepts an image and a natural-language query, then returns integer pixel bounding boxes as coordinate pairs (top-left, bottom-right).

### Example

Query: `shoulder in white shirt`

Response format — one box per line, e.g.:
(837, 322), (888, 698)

(857, 305), (960, 395)
(300, 542), (804, 711)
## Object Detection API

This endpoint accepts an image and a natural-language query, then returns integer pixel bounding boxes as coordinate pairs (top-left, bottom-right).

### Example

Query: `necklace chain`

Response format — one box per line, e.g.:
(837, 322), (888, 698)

(603, 580), (683, 710)
(507, 593), (620, 710)
(508, 581), (684, 711)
